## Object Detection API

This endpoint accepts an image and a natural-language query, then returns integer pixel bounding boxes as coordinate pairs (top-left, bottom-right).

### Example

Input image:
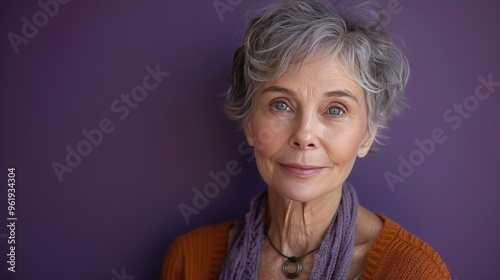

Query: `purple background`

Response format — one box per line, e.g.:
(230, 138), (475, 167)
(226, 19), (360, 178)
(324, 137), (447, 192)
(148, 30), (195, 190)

(1, 0), (499, 279)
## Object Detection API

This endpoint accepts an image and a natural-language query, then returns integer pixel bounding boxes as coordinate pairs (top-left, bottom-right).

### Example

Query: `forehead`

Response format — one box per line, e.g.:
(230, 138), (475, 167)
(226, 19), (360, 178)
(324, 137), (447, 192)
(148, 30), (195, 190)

(274, 56), (364, 91)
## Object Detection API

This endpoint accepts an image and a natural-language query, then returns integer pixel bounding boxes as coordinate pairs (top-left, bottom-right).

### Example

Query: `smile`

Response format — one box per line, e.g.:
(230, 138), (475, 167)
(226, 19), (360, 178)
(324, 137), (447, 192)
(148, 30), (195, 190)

(279, 163), (324, 177)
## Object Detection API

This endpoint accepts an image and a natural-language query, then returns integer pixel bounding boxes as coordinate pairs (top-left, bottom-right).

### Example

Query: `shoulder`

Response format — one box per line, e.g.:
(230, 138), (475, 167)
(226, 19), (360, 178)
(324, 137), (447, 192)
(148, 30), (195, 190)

(161, 220), (235, 280)
(362, 214), (450, 280)
(171, 219), (235, 248)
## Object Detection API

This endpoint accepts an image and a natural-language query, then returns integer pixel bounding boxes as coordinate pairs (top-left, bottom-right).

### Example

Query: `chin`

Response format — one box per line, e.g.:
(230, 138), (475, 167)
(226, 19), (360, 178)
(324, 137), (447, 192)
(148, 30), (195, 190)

(270, 181), (328, 203)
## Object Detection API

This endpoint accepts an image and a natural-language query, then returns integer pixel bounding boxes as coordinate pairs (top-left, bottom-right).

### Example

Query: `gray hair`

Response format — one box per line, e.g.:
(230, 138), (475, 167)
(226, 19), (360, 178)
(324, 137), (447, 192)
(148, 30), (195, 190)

(225, 0), (410, 143)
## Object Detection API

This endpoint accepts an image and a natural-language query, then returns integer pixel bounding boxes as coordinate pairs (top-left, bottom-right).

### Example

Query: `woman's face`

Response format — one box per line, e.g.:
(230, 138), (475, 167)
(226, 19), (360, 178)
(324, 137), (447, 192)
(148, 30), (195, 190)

(244, 54), (375, 203)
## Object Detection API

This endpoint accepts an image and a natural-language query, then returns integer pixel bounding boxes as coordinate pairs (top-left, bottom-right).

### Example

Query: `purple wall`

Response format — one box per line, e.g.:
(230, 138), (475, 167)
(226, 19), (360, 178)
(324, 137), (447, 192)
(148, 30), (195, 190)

(1, 0), (499, 279)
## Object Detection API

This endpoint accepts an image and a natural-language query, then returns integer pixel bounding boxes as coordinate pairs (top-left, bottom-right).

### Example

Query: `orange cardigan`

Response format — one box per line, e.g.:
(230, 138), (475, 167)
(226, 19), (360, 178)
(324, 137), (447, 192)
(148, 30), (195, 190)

(162, 215), (450, 279)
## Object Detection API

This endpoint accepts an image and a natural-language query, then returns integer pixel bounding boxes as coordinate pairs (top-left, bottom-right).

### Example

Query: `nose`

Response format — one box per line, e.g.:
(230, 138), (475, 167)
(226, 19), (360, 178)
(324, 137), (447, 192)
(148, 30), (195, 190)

(289, 111), (319, 150)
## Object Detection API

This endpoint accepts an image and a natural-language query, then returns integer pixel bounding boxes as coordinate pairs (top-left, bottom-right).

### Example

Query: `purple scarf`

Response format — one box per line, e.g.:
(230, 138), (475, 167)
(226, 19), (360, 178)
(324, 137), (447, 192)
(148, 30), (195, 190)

(220, 182), (359, 279)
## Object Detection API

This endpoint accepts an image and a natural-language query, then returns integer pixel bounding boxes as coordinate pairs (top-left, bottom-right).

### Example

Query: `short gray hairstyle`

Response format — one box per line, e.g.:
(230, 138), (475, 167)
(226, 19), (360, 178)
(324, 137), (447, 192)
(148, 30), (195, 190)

(224, 0), (410, 143)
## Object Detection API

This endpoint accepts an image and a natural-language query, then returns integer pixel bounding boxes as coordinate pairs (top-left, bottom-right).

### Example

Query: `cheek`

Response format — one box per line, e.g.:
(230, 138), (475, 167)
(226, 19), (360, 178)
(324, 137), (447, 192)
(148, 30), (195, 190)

(251, 115), (290, 151)
(322, 124), (364, 161)
(250, 118), (289, 182)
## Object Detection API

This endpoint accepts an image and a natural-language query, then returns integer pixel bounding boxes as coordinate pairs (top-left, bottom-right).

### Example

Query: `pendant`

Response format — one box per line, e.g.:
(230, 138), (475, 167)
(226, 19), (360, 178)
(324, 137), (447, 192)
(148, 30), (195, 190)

(282, 256), (303, 279)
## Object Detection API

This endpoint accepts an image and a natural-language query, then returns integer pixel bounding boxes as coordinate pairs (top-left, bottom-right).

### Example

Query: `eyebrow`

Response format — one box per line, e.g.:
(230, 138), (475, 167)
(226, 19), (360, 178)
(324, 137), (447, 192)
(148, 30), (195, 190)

(261, 85), (359, 104)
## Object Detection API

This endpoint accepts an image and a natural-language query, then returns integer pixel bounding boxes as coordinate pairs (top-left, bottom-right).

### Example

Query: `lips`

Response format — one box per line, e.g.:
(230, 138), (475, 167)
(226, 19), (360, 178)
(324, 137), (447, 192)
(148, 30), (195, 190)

(279, 163), (324, 177)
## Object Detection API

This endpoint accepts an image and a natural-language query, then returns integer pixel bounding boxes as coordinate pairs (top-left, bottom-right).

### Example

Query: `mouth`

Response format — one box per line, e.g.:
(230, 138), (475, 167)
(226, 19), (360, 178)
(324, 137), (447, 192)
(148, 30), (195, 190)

(279, 163), (324, 177)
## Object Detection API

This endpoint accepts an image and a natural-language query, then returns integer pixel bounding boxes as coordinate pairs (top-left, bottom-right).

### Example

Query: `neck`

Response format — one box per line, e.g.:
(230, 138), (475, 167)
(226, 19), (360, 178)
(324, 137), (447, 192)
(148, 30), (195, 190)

(266, 188), (342, 257)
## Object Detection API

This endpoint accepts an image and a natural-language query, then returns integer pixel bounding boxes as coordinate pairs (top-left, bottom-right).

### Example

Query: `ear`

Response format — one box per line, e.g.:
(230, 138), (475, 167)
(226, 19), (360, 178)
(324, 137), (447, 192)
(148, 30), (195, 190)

(358, 128), (377, 158)
(243, 118), (254, 147)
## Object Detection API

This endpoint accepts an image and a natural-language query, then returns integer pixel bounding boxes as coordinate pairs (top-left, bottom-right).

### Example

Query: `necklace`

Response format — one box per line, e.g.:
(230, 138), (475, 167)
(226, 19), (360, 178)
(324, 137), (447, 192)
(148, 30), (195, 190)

(266, 235), (321, 279)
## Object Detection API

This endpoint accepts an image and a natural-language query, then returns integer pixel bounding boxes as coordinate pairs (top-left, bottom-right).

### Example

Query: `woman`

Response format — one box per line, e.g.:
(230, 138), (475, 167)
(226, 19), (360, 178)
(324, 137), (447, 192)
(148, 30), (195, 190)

(163, 1), (450, 279)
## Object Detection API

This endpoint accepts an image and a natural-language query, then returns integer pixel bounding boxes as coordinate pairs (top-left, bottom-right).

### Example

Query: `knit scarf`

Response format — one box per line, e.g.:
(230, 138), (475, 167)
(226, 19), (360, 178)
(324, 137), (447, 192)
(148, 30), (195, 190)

(220, 182), (359, 279)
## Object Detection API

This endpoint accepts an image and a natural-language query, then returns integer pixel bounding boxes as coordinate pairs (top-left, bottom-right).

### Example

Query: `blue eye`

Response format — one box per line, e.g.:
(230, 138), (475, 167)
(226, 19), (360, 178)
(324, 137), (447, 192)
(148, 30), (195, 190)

(274, 101), (288, 111)
(328, 106), (343, 116)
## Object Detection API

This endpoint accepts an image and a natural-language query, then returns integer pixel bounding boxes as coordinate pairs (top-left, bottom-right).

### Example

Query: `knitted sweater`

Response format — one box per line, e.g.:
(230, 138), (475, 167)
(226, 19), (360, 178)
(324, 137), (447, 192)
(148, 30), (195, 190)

(162, 215), (450, 279)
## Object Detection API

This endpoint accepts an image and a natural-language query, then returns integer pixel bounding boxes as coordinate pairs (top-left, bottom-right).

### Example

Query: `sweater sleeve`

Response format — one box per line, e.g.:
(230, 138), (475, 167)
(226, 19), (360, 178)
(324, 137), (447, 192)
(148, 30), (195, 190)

(362, 215), (451, 280)
(162, 237), (186, 280)
(161, 220), (235, 280)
